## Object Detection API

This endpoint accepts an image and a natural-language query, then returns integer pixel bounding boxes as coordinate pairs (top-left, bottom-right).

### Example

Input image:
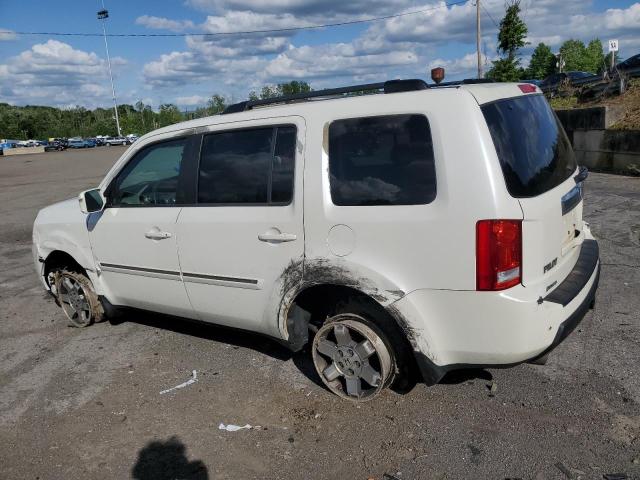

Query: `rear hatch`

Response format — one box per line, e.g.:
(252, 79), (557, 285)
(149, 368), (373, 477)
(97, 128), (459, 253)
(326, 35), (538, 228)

(481, 94), (584, 292)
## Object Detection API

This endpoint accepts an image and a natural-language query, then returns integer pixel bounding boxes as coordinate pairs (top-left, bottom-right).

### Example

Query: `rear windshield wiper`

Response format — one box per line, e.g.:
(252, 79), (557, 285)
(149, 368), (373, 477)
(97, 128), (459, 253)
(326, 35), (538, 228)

(574, 166), (588, 184)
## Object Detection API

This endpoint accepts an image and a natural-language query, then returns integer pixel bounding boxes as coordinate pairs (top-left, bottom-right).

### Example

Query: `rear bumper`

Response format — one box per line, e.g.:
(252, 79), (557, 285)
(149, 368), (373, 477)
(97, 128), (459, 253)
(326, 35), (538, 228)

(530, 261), (599, 362)
(391, 239), (600, 385)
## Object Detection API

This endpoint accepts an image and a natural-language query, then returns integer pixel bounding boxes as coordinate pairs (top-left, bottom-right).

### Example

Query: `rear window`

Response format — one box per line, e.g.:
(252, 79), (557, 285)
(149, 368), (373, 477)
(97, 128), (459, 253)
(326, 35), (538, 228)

(481, 95), (577, 197)
(328, 114), (436, 206)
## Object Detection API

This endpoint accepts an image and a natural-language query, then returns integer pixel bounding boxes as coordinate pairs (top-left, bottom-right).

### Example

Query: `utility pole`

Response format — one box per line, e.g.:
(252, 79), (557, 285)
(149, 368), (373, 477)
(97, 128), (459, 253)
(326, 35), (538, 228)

(97, 2), (121, 137)
(610, 50), (615, 71)
(476, 0), (482, 78)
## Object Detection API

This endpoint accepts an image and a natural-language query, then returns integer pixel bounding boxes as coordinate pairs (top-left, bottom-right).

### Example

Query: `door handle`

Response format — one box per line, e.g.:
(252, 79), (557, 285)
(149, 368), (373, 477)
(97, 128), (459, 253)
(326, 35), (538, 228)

(258, 232), (297, 243)
(145, 230), (172, 240)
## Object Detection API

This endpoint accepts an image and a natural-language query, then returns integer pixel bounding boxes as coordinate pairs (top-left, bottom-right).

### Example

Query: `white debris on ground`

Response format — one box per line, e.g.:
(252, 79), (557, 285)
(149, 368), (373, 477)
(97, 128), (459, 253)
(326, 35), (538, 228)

(218, 423), (262, 432)
(159, 370), (197, 395)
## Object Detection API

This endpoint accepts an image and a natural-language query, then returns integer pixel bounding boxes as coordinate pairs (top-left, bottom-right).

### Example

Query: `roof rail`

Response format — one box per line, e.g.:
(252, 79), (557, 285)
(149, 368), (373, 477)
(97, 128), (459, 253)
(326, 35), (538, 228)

(222, 79), (428, 114)
(434, 78), (495, 87)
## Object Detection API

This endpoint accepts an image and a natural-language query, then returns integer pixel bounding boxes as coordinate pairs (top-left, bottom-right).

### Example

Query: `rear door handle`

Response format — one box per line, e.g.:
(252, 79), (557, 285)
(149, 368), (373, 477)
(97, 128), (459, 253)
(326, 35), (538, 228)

(145, 230), (172, 240)
(258, 232), (297, 243)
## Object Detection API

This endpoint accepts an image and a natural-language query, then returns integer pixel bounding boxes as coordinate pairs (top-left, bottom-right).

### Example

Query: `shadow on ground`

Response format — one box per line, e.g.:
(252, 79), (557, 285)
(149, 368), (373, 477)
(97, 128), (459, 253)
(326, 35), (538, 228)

(109, 309), (329, 391)
(132, 436), (208, 480)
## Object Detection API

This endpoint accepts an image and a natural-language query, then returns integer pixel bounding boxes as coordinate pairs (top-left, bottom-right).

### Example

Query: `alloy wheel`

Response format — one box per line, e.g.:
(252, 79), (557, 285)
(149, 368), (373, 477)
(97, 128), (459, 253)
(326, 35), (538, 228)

(312, 315), (393, 401)
(57, 274), (93, 327)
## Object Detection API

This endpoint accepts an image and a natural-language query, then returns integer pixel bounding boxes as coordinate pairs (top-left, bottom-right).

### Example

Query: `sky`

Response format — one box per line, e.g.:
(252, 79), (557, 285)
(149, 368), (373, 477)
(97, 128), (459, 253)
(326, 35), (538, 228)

(0, 0), (638, 110)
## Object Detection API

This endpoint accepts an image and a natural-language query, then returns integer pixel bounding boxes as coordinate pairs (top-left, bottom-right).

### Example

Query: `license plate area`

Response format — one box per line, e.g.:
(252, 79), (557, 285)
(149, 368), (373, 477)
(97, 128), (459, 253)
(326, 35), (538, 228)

(561, 184), (583, 254)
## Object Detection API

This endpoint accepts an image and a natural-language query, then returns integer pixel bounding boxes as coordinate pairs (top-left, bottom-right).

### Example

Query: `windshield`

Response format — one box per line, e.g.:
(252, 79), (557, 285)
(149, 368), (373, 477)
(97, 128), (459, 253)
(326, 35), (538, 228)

(481, 94), (577, 197)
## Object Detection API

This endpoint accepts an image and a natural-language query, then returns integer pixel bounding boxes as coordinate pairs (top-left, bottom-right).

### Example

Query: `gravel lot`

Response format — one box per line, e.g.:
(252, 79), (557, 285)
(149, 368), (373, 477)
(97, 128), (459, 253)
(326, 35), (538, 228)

(1, 147), (639, 480)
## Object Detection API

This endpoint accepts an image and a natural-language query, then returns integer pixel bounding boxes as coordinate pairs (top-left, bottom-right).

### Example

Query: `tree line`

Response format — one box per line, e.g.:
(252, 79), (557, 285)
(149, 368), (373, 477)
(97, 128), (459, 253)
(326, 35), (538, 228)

(487, 0), (615, 82)
(0, 81), (311, 140)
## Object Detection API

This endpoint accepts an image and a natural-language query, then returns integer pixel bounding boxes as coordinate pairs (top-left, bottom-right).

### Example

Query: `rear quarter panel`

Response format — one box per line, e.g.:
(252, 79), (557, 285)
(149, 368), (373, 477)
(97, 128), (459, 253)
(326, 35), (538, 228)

(302, 88), (523, 299)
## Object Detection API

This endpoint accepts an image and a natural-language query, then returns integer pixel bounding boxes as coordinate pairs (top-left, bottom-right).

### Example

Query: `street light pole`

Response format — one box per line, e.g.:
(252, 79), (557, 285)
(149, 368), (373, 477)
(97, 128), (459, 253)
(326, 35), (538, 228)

(476, 0), (482, 79)
(97, 3), (121, 137)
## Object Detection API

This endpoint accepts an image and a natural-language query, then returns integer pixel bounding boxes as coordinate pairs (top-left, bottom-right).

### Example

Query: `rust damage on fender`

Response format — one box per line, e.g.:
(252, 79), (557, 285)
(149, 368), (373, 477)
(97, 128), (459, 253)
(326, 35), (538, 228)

(276, 257), (406, 348)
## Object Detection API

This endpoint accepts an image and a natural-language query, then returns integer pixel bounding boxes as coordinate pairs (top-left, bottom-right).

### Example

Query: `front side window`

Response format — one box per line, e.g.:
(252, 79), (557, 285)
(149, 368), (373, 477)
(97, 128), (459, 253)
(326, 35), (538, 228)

(328, 114), (436, 206)
(110, 139), (186, 206)
(198, 125), (296, 204)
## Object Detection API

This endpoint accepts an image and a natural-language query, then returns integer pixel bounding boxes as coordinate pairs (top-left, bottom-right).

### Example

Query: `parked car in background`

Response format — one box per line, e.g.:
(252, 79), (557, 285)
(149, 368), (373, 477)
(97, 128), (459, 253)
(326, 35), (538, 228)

(50, 138), (69, 149)
(540, 71), (596, 93)
(68, 138), (96, 149)
(612, 53), (640, 77)
(0, 140), (18, 151)
(44, 141), (65, 152)
(104, 136), (128, 146)
(126, 134), (139, 144)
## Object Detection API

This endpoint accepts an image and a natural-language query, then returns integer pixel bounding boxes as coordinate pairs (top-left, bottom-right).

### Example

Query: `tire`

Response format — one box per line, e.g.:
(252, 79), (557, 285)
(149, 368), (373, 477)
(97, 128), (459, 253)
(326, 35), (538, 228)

(315, 296), (417, 398)
(312, 308), (401, 402)
(53, 270), (104, 327)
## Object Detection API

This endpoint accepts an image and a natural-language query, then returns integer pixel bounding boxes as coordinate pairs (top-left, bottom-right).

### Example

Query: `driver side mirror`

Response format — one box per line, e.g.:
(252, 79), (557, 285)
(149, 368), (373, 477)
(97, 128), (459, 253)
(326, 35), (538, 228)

(78, 188), (105, 214)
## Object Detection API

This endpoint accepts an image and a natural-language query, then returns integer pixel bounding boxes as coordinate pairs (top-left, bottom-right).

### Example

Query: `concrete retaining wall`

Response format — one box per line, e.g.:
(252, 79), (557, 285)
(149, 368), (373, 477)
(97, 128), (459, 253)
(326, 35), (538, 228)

(556, 106), (640, 175)
(1, 146), (45, 156)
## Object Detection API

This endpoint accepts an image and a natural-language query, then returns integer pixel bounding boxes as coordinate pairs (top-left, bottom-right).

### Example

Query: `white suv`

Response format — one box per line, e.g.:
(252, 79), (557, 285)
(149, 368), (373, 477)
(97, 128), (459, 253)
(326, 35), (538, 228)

(33, 79), (599, 401)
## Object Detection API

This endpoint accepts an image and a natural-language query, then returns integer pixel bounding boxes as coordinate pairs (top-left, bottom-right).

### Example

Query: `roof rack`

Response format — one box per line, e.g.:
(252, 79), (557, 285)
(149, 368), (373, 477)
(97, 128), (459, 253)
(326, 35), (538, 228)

(435, 78), (495, 87)
(222, 79), (428, 114)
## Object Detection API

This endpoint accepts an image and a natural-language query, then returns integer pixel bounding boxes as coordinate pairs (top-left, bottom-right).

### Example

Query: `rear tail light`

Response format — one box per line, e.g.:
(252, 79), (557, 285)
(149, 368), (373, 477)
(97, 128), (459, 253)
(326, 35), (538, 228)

(476, 220), (522, 291)
(518, 83), (537, 93)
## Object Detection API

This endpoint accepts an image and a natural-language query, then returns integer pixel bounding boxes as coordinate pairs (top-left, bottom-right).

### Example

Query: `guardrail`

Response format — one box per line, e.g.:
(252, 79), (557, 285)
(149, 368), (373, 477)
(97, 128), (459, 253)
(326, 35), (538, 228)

(540, 66), (640, 96)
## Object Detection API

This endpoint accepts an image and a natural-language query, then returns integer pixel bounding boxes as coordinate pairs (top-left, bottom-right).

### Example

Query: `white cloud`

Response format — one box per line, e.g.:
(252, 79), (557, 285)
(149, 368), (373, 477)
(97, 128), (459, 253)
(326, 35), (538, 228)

(135, 15), (195, 32)
(175, 94), (209, 106)
(0, 40), (126, 107)
(0, 28), (16, 41)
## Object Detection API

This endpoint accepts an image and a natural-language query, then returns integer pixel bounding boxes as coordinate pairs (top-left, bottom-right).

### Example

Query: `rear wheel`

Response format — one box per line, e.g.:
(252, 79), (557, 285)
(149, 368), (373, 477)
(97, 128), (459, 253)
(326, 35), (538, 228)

(312, 314), (395, 401)
(53, 270), (104, 327)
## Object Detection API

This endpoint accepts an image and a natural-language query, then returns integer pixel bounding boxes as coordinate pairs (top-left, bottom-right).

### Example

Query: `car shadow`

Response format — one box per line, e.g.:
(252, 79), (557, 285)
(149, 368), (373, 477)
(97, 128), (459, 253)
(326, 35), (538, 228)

(109, 309), (340, 393)
(131, 436), (208, 480)
(439, 368), (493, 384)
(109, 309), (293, 362)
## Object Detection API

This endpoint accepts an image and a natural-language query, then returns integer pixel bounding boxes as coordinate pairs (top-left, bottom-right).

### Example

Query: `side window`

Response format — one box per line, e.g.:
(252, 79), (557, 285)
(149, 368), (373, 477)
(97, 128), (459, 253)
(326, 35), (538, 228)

(271, 126), (296, 204)
(328, 114), (436, 206)
(110, 139), (187, 206)
(198, 125), (296, 205)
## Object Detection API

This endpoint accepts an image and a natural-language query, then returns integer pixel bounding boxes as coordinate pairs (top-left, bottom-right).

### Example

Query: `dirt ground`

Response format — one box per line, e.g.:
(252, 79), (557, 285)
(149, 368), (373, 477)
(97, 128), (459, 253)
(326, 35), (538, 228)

(1, 147), (639, 480)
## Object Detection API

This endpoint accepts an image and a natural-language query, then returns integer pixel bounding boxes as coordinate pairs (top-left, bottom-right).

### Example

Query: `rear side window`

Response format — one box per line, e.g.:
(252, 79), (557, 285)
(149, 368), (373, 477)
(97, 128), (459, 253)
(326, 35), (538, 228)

(198, 126), (296, 204)
(328, 114), (436, 206)
(481, 95), (577, 198)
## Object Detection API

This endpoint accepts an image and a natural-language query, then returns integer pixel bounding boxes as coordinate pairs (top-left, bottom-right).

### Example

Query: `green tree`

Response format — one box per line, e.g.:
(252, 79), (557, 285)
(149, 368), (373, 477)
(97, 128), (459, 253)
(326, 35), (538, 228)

(526, 43), (556, 79)
(584, 39), (605, 73)
(206, 94), (227, 115)
(559, 39), (587, 71)
(249, 81), (312, 100)
(157, 104), (182, 128)
(486, 0), (528, 81)
(279, 80), (312, 96)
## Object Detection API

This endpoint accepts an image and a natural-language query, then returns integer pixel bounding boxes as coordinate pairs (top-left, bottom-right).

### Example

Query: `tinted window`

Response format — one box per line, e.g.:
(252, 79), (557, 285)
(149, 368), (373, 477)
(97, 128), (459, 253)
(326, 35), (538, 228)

(110, 139), (186, 206)
(481, 95), (577, 197)
(271, 126), (296, 203)
(198, 126), (296, 204)
(328, 114), (436, 206)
